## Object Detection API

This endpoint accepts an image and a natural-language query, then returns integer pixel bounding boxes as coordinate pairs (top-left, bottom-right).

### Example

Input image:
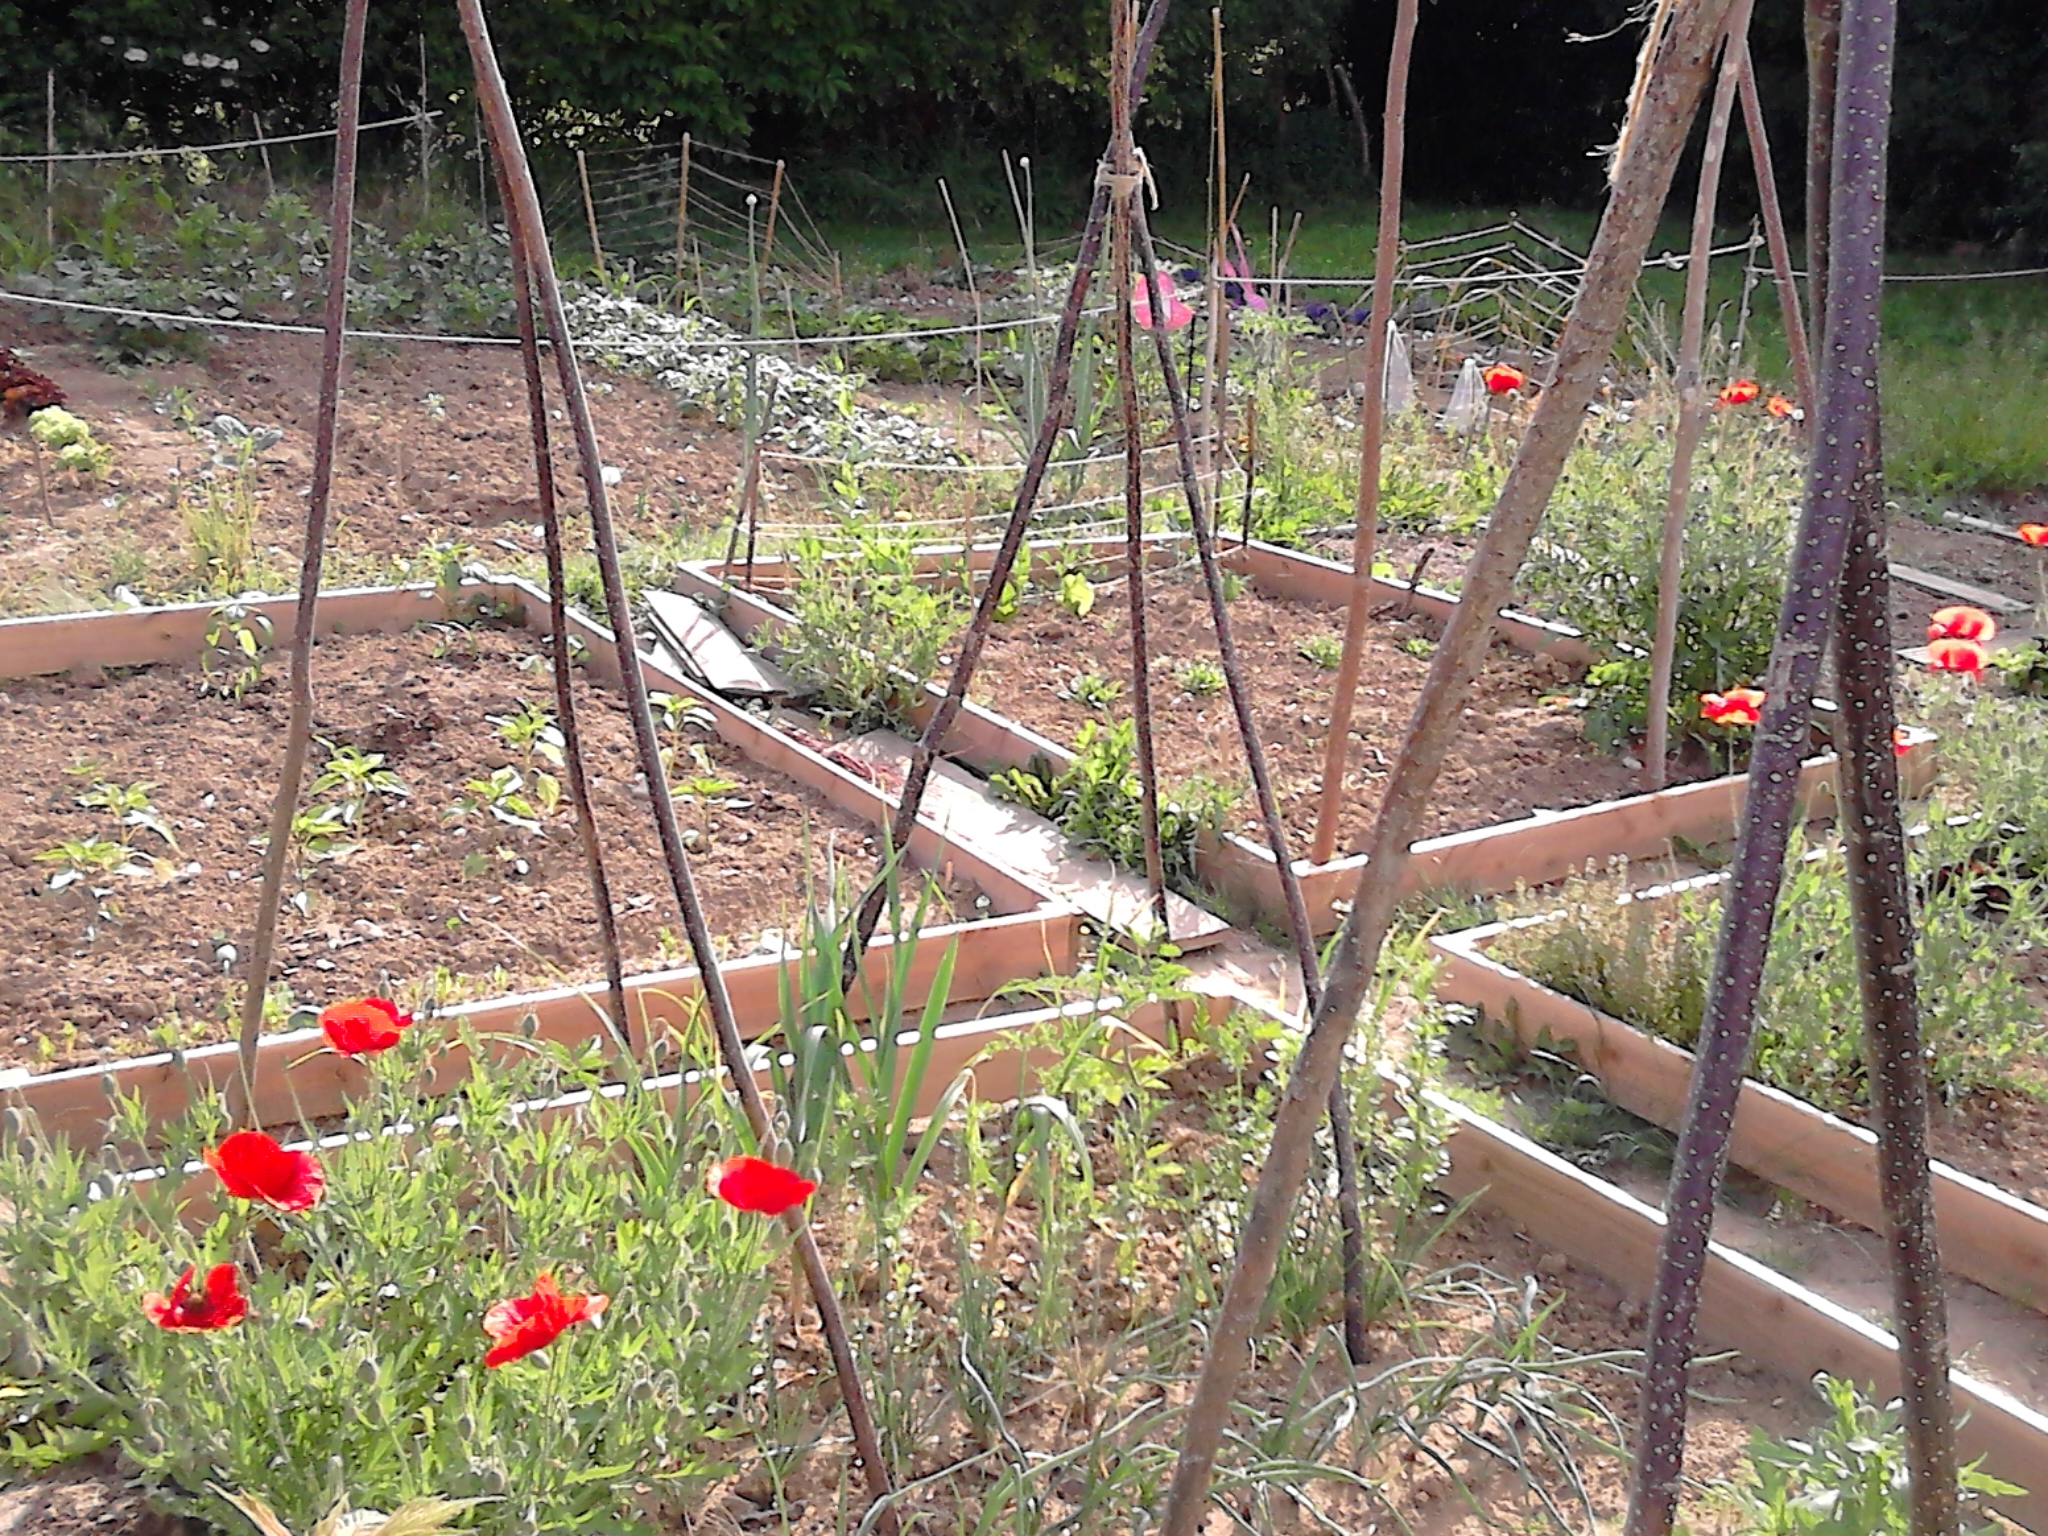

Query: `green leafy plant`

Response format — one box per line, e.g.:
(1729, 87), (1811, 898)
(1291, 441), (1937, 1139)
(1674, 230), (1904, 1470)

(1061, 671), (1123, 711)
(1297, 633), (1344, 669)
(182, 444), (265, 595)
(1515, 413), (1798, 751)
(310, 744), (409, 829)
(1726, 1373), (2020, 1534)
(1056, 569), (1096, 619)
(780, 528), (969, 732)
(36, 834), (145, 889)
(288, 805), (358, 867)
(198, 600), (275, 700)
(488, 702), (566, 772)
(74, 780), (177, 851)
(28, 407), (113, 478)
(454, 767), (554, 834)
(992, 719), (1235, 892)
(1176, 657), (1226, 697)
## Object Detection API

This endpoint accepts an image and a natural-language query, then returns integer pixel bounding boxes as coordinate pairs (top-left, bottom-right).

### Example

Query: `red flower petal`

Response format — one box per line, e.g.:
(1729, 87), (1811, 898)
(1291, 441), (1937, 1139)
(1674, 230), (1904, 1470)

(708, 1154), (818, 1216)
(204, 1130), (325, 1212)
(1927, 637), (1987, 674)
(1765, 394), (1798, 418)
(1699, 687), (1764, 727)
(318, 996), (412, 1057)
(2018, 523), (2048, 548)
(1717, 378), (1761, 406)
(1482, 363), (1525, 395)
(1927, 605), (1996, 644)
(482, 1272), (608, 1367)
(1892, 727), (1913, 757)
(143, 1262), (248, 1331)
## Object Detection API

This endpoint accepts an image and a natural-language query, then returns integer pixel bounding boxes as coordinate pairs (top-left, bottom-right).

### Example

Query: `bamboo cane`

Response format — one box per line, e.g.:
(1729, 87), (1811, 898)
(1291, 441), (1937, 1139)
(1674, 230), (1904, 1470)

(1156, 5), (1740, 1528)
(762, 159), (786, 269)
(454, 5), (895, 1521)
(575, 150), (605, 275)
(1623, 0), (1909, 1527)
(1311, 0), (1420, 864)
(676, 132), (691, 273)
(1642, 0), (1754, 791)
(229, 0), (371, 1130)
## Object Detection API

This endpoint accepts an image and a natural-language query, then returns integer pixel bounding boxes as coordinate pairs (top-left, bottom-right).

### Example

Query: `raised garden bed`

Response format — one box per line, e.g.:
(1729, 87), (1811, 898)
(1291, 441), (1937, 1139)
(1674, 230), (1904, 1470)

(678, 536), (1936, 934)
(1428, 866), (2048, 1322)
(0, 577), (1082, 1142)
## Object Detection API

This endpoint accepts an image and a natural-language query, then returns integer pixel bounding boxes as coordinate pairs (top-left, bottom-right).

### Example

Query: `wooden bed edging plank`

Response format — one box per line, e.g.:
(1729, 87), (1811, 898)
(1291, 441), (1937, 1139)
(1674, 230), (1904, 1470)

(1429, 1088), (2048, 1531)
(1428, 920), (2048, 1317)
(676, 556), (1936, 937)
(1, 906), (1084, 1146)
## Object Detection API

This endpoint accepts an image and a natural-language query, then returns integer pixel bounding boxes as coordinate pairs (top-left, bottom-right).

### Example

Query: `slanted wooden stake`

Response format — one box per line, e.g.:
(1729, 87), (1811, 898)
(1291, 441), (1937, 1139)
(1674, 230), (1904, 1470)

(576, 149), (605, 275)
(762, 159), (786, 269)
(1642, 0), (1754, 790)
(1623, 0), (1922, 1527)
(455, 5), (895, 1523)
(1806, 0), (1842, 361)
(1132, 201), (1373, 1365)
(1105, 2), (1173, 940)
(1311, 0), (1419, 864)
(1157, 4), (1739, 1527)
(839, 0), (1175, 984)
(1736, 47), (1815, 411)
(493, 154), (631, 1052)
(230, 0), (371, 1129)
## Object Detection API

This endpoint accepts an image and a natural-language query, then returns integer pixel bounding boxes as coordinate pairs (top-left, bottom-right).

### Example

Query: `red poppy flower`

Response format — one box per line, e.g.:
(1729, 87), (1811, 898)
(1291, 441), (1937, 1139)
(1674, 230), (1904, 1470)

(2019, 523), (2048, 547)
(1482, 363), (1526, 395)
(1765, 394), (1798, 418)
(204, 1130), (325, 1212)
(1892, 726), (1912, 756)
(1699, 687), (1765, 727)
(318, 996), (413, 1057)
(143, 1262), (249, 1332)
(1717, 378), (1761, 406)
(708, 1154), (817, 1216)
(483, 1272), (608, 1367)
(1927, 637), (1987, 674)
(1927, 605), (1997, 644)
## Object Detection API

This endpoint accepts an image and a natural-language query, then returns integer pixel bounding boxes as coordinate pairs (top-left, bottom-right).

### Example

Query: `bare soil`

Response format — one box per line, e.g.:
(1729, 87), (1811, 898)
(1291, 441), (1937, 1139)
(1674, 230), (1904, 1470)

(0, 622), (974, 1072)
(968, 571), (1690, 858)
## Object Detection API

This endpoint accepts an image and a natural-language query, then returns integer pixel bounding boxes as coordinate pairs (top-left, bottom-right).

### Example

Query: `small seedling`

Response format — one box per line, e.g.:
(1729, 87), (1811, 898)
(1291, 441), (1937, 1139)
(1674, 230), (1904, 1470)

(1177, 658), (1227, 697)
(199, 600), (275, 700)
(1056, 570), (1096, 619)
(310, 743), (408, 827)
(37, 835), (143, 889)
(289, 805), (358, 866)
(1400, 635), (1436, 659)
(1062, 672), (1123, 711)
(74, 780), (178, 850)
(29, 407), (113, 478)
(490, 701), (567, 771)
(1298, 634), (1344, 669)
(671, 744), (739, 844)
(456, 767), (547, 833)
(1220, 569), (1248, 603)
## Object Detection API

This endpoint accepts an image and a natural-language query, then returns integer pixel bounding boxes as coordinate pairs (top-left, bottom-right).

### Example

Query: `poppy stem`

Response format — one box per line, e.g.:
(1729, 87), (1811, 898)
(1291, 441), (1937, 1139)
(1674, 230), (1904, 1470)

(1156, 4), (1741, 1529)
(1106, 1), (1174, 944)
(836, 0), (1176, 989)
(1623, 0), (1910, 1527)
(454, 6), (897, 1524)
(1131, 199), (1373, 1365)
(1311, 0), (1418, 866)
(227, 0), (370, 1132)
(495, 156), (632, 1059)
(1642, 0), (1754, 792)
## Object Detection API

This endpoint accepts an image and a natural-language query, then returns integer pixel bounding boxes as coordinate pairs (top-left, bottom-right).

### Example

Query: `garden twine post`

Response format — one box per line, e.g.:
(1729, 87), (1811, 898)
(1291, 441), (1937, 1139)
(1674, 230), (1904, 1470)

(1311, 0), (1419, 865)
(1622, 0), (1910, 1527)
(1643, 0), (1754, 790)
(839, 0), (1173, 984)
(1157, 4), (1739, 1527)
(229, 0), (371, 1130)
(1132, 201), (1373, 1364)
(453, 2), (897, 1521)
(494, 156), (632, 1052)
(1105, 0), (1174, 939)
